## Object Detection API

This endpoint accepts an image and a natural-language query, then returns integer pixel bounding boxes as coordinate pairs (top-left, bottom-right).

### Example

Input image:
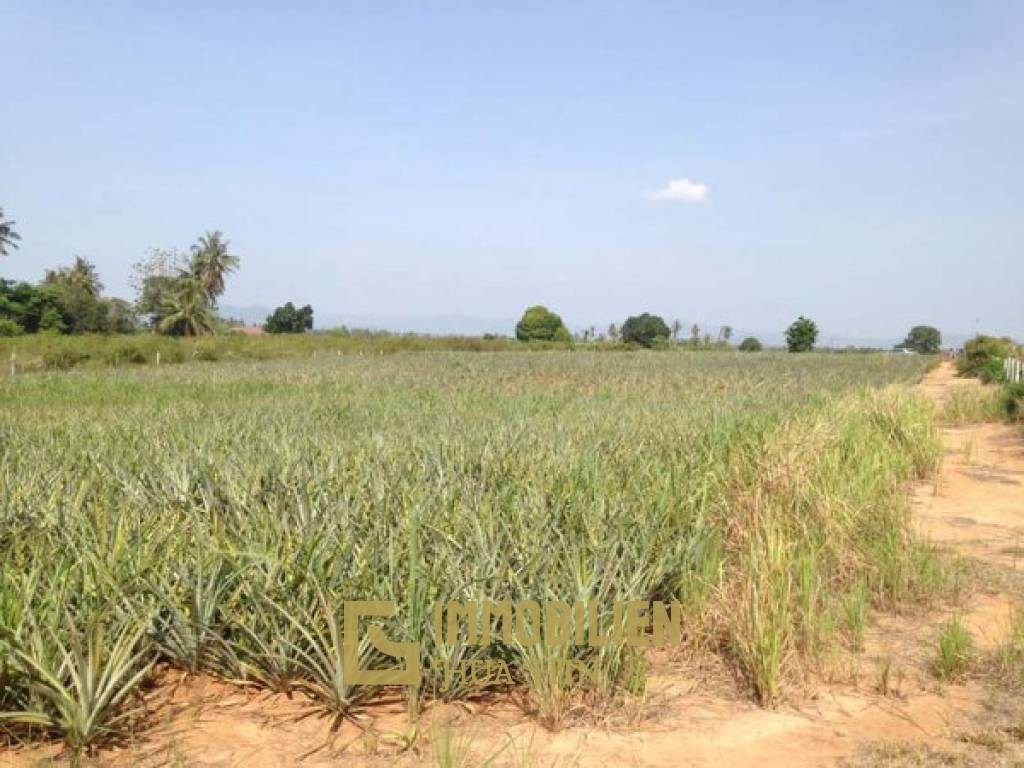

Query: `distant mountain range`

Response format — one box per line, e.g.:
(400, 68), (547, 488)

(219, 306), (976, 349)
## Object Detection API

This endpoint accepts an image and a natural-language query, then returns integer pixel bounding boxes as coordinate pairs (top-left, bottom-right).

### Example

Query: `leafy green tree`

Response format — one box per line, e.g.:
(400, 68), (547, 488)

(131, 249), (190, 328)
(131, 249), (184, 299)
(897, 325), (941, 354)
(137, 231), (239, 334)
(38, 305), (66, 333)
(621, 313), (671, 348)
(265, 302), (314, 333)
(785, 316), (818, 352)
(159, 278), (215, 337)
(102, 299), (140, 334)
(137, 274), (182, 327)
(0, 272), (136, 336)
(190, 231), (239, 304)
(55, 288), (107, 333)
(39, 258), (105, 333)
(0, 280), (64, 333)
(39, 257), (137, 334)
(0, 318), (23, 336)
(515, 305), (571, 342)
(978, 358), (1007, 384)
(738, 336), (762, 352)
(0, 207), (20, 257)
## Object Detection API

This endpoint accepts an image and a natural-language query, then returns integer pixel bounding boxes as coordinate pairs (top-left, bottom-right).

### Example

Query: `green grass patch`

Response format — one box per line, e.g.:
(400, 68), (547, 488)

(933, 617), (974, 681)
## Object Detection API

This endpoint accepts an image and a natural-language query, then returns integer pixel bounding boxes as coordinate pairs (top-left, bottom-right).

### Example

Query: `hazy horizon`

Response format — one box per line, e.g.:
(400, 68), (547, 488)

(2, 2), (1022, 341)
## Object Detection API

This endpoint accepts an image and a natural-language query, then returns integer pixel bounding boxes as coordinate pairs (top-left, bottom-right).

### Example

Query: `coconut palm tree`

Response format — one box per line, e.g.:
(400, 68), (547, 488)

(159, 277), (215, 337)
(190, 231), (239, 303)
(43, 256), (104, 297)
(0, 207), (21, 256)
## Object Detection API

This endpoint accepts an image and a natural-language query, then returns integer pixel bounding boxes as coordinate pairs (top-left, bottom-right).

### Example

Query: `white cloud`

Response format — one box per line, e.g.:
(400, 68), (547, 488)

(648, 177), (708, 203)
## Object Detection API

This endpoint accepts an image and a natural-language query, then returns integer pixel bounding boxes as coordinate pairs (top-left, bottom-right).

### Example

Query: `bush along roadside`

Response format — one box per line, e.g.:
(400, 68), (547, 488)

(1004, 382), (1024, 421)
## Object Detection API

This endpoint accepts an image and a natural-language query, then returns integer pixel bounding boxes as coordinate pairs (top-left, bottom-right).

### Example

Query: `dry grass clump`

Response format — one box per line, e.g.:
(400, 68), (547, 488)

(940, 387), (1006, 425)
(713, 388), (942, 704)
(990, 611), (1024, 690)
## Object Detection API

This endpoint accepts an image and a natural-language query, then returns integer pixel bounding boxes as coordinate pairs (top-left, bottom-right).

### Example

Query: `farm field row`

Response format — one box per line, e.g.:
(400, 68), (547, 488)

(0, 351), (940, 759)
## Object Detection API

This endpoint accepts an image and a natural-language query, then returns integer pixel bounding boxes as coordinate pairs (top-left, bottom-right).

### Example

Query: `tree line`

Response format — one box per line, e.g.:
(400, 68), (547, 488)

(1, 205), (948, 351)
(0, 230), (240, 337)
(516, 305), (946, 354)
(0, 208), (313, 337)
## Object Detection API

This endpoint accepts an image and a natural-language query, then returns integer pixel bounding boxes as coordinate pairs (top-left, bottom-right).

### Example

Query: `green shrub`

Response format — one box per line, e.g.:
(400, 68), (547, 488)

(0, 318), (24, 337)
(957, 335), (1017, 378)
(160, 343), (186, 364)
(978, 358), (1006, 384)
(193, 345), (221, 362)
(739, 337), (762, 352)
(109, 343), (148, 365)
(1004, 382), (1024, 421)
(42, 348), (86, 370)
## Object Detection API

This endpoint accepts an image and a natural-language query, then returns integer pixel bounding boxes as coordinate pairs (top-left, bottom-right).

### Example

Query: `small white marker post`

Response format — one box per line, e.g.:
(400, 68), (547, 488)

(9, 351), (14, 377)
(156, 351), (161, 367)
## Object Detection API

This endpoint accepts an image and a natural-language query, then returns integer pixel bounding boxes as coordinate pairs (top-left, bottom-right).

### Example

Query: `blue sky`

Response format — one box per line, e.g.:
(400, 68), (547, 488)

(2, 1), (1022, 340)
